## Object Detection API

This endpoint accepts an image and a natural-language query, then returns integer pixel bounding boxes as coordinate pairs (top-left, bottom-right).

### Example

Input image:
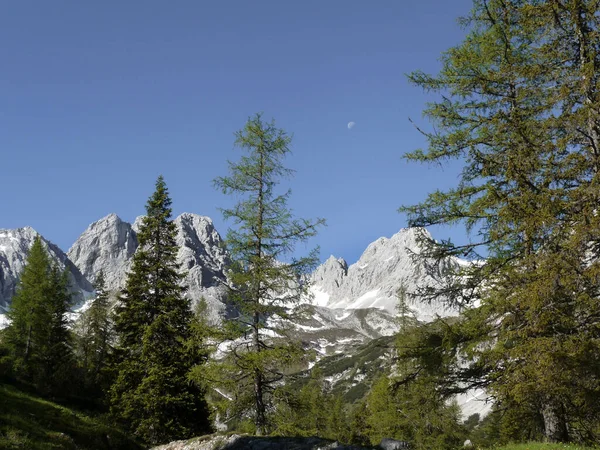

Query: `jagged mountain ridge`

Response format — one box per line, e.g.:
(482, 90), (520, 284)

(68, 212), (230, 322)
(0, 213), (230, 323)
(1, 216), (462, 327)
(310, 227), (461, 321)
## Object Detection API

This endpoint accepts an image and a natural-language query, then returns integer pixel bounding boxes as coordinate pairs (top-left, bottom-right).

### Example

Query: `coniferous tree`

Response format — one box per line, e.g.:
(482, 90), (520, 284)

(110, 176), (211, 445)
(271, 369), (329, 438)
(41, 265), (73, 392)
(364, 371), (464, 450)
(4, 236), (73, 394)
(75, 270), (113, 392)
(5, 237), (51, 378)
(208, 113), (325, 435)
(400, 0), (600, 443)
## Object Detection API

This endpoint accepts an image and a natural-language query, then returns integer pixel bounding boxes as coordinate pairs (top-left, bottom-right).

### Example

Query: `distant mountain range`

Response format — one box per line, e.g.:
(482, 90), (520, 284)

(1, 212), (460, 323)
(0, 212), (463, 344)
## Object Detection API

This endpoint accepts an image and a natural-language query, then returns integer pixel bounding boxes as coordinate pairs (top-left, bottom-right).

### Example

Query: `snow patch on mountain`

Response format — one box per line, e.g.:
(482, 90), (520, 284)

(455, 388), (493, 420)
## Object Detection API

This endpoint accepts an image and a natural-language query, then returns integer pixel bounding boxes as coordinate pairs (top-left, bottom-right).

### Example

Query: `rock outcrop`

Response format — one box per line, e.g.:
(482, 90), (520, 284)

(151, 434), (375, 450)
(312, 256), (348, 295)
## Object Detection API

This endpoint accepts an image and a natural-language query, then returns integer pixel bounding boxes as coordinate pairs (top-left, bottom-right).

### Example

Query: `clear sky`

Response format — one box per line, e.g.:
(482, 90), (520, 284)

(2, 0), (474, 265)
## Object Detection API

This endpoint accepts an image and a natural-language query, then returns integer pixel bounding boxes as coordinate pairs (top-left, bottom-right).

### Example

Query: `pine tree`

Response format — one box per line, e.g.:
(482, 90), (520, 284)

(400, 0), (600, 443)
(210, 113), (325, 435)
(110, 176), (211, 445)
(5, 236), (73, 394)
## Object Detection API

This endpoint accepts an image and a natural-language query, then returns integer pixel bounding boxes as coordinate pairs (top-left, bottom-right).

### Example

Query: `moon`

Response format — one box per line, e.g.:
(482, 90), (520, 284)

(347, 121), (355, 130)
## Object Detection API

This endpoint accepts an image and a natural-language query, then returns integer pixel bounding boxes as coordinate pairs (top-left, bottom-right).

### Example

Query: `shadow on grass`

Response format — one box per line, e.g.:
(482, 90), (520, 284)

(0, 383), (141, 449)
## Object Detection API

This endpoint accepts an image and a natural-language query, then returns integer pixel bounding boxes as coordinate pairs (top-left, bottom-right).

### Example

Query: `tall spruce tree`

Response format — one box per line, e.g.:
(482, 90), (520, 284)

(5, 236), (73, 394)
(210, 113), (325, 435)
(110, 176), (211, 445)
(400, 0), (600, 443)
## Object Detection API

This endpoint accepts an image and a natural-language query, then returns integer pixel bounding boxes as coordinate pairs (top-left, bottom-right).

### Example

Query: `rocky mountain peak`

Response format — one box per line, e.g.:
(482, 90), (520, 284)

(175, 213), (222, 260)
(311, 256), (348, 305)
(173, 213), (229, 321)
(67, 213), (138, 290)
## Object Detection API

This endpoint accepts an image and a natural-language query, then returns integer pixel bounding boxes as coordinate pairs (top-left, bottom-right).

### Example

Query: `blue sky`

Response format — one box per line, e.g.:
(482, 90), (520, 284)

(2, 0), (474, 265)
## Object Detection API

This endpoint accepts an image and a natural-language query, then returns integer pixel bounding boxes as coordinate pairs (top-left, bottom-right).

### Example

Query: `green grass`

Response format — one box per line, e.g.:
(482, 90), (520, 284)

(489, 443), (597, 450)
(0, 382), (140, 449)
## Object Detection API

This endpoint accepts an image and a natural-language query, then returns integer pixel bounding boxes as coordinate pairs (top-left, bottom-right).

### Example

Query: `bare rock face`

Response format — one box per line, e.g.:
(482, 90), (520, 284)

(174, 213), (230, 322)
(67, 213), (138, 290)
(309, 227), (462, 321)
(312, 256), (348, 294)
(0, 227), (92, 313)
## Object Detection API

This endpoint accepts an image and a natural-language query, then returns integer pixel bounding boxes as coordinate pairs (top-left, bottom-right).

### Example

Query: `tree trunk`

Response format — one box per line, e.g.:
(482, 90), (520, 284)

(254, 368), (266, 435)
(253, 311), (266, 435)
(542, 402), (568, 443)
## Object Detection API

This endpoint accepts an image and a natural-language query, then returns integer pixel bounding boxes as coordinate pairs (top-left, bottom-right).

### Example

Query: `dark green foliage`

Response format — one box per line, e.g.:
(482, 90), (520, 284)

(74, 270), (113, 394)
(348, 401), (371, 447)
(467, 404), (546, 448)
(271, 369), (351, 443)
(463, 413), (480, 434)
(305, 335), (393, 404)
(109, 176), (211, 445)
(401, 0), (600, 444)
(363, 375), (464, 450)
(4, 236), (73, 395)
(358, 320), (466, 450)
(206, 113), (325, 435)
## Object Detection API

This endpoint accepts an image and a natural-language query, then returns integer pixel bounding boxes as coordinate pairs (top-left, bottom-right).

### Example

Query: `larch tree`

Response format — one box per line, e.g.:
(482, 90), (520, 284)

(110, 176), (211, 445)
(400, 0), (600, 443)
(210, 113), (325, 435)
